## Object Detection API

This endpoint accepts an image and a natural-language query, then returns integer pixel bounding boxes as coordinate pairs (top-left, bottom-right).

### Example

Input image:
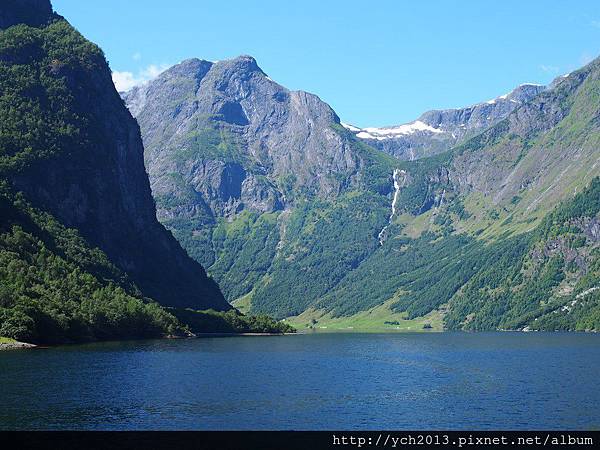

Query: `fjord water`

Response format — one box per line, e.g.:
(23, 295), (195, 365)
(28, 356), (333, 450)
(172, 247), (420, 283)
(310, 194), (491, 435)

(1, 333), (599, 430)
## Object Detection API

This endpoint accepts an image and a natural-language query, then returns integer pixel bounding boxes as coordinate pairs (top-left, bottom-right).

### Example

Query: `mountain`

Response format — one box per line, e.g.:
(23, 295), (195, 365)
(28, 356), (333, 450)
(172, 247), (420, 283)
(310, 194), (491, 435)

(409, 59), (600, 229)
(124, 56), (392, 217)
(126, 53), (599, 332)
(124, 56), (398, 313)
(342, 83), (546, 160)
(317, 57), (600, 330)
(0, 0), (229, 343)
(445, 178), (600, 331)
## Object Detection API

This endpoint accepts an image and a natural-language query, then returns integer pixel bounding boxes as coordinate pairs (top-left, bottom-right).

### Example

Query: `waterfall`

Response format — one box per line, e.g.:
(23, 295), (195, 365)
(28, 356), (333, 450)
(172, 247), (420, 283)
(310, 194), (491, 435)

(378, 169), (406, 245)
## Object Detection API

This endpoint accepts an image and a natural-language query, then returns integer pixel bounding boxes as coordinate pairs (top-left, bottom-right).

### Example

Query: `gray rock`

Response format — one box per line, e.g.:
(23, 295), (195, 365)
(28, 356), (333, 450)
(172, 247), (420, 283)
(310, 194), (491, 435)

(0, 341), (37, 351)
(449, 61), (600, 205)
(344, 84), (546, 160)
(124, 56), (367, 223)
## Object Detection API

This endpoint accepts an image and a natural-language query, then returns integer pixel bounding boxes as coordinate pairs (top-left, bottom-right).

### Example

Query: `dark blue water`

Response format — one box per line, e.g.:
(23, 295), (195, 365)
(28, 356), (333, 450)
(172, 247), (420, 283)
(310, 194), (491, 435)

(1, 332), (599, 430)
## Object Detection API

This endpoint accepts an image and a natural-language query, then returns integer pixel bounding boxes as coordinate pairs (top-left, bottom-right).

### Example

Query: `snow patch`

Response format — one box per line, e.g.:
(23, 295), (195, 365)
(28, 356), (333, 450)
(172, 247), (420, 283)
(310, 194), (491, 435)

(483, 84), (543, 105)
(356, 121), (443, 140)
(356, 131), (378, 139)
(341, 122), (361, 132)
(487, 92), (509, 104)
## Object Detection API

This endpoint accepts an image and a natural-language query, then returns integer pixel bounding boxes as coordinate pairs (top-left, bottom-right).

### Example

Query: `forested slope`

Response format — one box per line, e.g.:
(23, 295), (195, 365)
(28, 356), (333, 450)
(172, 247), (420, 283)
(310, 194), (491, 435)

(0, 0), (244, 343)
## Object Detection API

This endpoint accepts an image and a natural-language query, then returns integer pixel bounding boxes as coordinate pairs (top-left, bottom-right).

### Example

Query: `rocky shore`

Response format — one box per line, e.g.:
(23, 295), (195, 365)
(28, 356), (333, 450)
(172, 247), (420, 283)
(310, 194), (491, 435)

(0, 341), (37, 351)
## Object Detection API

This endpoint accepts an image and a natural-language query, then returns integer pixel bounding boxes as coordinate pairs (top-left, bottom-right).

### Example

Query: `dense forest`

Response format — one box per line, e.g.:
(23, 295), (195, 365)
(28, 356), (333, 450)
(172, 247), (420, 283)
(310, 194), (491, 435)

(178, 173), (598, 333)
(0, 186), (181, 343)
(0, 181), (293, 343)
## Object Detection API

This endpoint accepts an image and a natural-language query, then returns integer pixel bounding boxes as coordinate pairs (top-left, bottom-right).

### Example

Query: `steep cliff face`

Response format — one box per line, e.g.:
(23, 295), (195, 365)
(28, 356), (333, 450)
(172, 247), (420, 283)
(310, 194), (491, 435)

(343, 84), (545, 160)
(0, 1), (227, 310)
(124, 56), (397, 310)
(124, 57), (385, 223)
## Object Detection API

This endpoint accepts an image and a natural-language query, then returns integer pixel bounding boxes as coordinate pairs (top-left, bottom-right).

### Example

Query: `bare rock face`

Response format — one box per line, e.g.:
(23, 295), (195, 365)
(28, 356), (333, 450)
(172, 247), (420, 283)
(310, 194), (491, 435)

(530, 216), (600, 275)
(124, 56), (365, 224)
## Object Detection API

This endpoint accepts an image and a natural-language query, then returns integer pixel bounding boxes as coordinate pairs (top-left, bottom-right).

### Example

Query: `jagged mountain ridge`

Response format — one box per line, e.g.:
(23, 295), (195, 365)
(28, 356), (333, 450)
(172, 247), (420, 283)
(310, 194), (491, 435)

(409, 57), (600, 223)
(342, 83), (546, 160)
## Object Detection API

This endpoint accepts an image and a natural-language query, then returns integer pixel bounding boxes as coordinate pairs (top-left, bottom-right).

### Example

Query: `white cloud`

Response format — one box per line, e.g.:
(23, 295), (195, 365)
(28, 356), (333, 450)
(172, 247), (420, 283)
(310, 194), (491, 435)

(539, 64), (559, 74)
(111, 71), (139, 92)
(111, 64), (170, 92)
(580, 52), (594, 66)
(132, 52), (142, 61)
(141, 64), (169, 79)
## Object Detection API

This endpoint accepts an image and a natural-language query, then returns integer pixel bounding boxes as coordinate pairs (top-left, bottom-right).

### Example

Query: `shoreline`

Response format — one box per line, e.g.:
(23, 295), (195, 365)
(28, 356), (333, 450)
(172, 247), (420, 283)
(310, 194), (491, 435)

(294, 328), (599, 334)
(187, 332), (296, 338)
(0, 341), (37, 351)
(2, 329), (597, 351)
(0, 332), (294, 351)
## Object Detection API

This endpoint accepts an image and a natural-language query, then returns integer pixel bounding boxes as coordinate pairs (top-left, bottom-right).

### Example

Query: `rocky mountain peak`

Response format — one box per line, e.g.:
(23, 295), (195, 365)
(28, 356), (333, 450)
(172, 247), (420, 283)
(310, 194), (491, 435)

(0, 0), (55, 30)
(124, 47), (600, 327)
(221, 54), (263, 73)
(166, 58), (214, 79)
(124, 53), (380, 234)
(506, 83), (546, 102)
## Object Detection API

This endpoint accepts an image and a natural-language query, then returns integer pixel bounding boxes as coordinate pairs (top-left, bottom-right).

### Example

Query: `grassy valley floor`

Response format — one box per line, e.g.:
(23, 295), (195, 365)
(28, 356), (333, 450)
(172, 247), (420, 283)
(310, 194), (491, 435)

(284, 300), (444, 332)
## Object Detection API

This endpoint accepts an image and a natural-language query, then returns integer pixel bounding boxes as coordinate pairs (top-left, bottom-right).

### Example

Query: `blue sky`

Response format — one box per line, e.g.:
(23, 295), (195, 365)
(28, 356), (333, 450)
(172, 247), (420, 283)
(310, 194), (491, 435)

(53, 0), (600, 127)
